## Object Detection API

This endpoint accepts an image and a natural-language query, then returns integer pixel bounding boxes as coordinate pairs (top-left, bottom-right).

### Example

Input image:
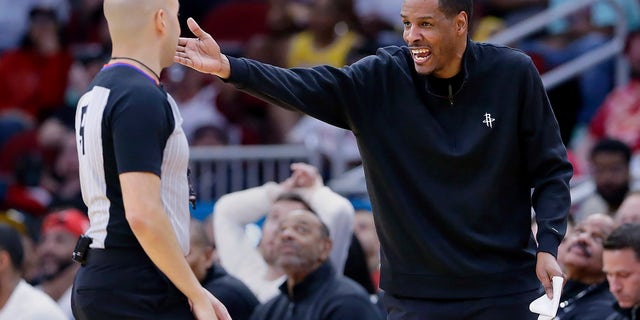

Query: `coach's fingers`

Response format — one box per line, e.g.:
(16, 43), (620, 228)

(187, 17), (211, 40)
(174, 55), (191, 66)
(540, 272), (553, 298)
(536, 252), (564, 299)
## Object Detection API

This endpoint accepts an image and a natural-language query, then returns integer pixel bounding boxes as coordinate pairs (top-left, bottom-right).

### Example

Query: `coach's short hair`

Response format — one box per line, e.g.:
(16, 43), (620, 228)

(439, 0), (473, 19)
(604, 223), (640, 260)
(0, 223), (24, 271)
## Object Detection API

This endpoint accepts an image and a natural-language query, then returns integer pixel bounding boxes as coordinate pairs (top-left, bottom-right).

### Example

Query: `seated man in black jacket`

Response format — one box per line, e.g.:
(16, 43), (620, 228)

(555, 213), (616, 319)
(251, 209), (383, 320)
(187, 219), (259, 320)
(603, 223), (640, 320)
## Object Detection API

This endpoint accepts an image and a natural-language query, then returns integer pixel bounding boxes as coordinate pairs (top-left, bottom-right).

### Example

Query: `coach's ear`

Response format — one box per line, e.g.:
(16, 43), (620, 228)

(455, 11), (468, 36)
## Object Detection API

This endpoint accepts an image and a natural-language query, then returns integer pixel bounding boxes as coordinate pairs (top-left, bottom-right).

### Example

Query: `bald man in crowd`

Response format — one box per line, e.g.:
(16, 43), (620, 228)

(614, 192), (640, 225)
(70, 1), (229, 319)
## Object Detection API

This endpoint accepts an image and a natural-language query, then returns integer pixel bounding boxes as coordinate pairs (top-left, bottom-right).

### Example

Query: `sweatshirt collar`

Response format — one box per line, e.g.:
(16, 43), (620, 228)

(279, 261), (333, 302)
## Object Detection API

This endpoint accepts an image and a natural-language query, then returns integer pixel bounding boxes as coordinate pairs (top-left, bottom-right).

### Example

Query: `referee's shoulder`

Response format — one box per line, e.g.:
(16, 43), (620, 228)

(111, 78), (165, 102)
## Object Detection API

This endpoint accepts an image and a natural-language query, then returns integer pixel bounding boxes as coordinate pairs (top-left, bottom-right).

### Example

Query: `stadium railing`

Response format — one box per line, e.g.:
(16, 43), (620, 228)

(189, 144), (322, 202)
(487, 0), (629, 90)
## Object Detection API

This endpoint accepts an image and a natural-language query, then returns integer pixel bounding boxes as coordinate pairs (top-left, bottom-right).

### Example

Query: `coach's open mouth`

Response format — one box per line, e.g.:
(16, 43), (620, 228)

(411, 48), (431, 64)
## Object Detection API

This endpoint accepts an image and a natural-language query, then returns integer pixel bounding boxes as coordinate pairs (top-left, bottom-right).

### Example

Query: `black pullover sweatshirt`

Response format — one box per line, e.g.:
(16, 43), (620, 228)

(226, 39), (573, 299)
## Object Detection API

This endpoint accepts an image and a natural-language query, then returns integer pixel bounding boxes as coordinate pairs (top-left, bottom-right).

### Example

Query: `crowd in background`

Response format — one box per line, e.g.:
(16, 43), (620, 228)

(1, 0), (640, 319)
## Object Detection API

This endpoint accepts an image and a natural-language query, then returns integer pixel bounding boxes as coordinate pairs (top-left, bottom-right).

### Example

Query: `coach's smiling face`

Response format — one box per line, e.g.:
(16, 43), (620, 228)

(401, 0), (468, 78)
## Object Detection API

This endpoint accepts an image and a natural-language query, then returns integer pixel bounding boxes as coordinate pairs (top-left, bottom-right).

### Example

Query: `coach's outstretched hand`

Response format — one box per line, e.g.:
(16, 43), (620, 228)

(175, 17), (231, 79)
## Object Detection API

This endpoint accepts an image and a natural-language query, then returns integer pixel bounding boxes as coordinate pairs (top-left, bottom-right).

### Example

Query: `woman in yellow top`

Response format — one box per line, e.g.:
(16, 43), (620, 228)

(286, 0), (363, 68)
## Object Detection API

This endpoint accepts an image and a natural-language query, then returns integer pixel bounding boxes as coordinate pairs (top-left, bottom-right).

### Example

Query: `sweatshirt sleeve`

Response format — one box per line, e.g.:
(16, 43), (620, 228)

(519, 58), (573, 257)
(226, 56), (363, 130)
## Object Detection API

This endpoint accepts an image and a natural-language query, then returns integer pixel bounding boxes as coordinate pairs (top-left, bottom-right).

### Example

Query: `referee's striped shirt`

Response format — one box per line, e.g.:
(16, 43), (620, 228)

(75, 63), (191, 254)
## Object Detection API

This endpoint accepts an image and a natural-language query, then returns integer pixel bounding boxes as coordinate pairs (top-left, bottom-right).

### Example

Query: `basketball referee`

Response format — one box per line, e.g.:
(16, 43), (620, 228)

(71, 1), (230, 319)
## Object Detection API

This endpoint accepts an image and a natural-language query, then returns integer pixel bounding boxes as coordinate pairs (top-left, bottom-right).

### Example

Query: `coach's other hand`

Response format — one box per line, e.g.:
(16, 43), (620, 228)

(535, 251), (565, 299)
(175, 17), (231, 79)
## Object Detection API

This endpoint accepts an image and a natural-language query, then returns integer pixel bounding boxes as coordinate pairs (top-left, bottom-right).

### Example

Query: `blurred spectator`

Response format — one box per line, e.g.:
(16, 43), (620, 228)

(480, 0), (547, 27)
(472, 15), (505, 41)
(35, 208), (88, 319)
(232, 0), (314, 144)
(65, 0), (110, 55)
(603, 223), (640, 320)
(0, 223), (66, 319)
(0, 209), (40, 283)
(575, 31), (640, 165)
(250, 209), (384, 320)
(343, 234), (377, 296)
(245, 0), (308, 67)
(164, 64), (228, 143)
(65, 50), (108, 110)
(213, 162), (354, 302)
(354, 0), (403, 45)
(518, 0), (640, 134)
(0, 115), (74, 217)
(200, 1), (269, 57)
(187, 219), (259, 320)
(282, 0), (364, 164)
(0, 0), (70, 52)
(285, 0), (363, 69)
(0, 151), (52, 217)
(179, 0), (227, 40)
(352, 203), (380, 290)
(0, 6), (73, 122)
(555, 214), (616, 319)
(190, 124), (230, 147)
(574, 138), (632, 222)
(615, 192), (640, 225)
(286, 116), (361, 176)
(46, 131), (85, 212)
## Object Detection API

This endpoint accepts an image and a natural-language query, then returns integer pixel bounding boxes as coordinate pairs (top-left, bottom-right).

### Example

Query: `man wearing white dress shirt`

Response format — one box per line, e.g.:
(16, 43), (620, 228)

(0, 223), (66, 320)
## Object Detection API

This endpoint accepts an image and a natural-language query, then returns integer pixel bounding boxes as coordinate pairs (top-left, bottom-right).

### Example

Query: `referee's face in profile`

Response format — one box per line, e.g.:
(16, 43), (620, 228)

(161, 0), (181, 67)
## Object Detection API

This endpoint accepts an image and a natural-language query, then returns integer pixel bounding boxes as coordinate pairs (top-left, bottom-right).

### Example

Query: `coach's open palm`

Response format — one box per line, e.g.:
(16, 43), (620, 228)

(175, 18), (230, 78)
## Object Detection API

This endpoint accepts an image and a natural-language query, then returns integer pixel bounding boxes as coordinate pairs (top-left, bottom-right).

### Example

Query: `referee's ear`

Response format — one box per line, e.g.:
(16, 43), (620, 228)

(154, 8), (167, 33)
